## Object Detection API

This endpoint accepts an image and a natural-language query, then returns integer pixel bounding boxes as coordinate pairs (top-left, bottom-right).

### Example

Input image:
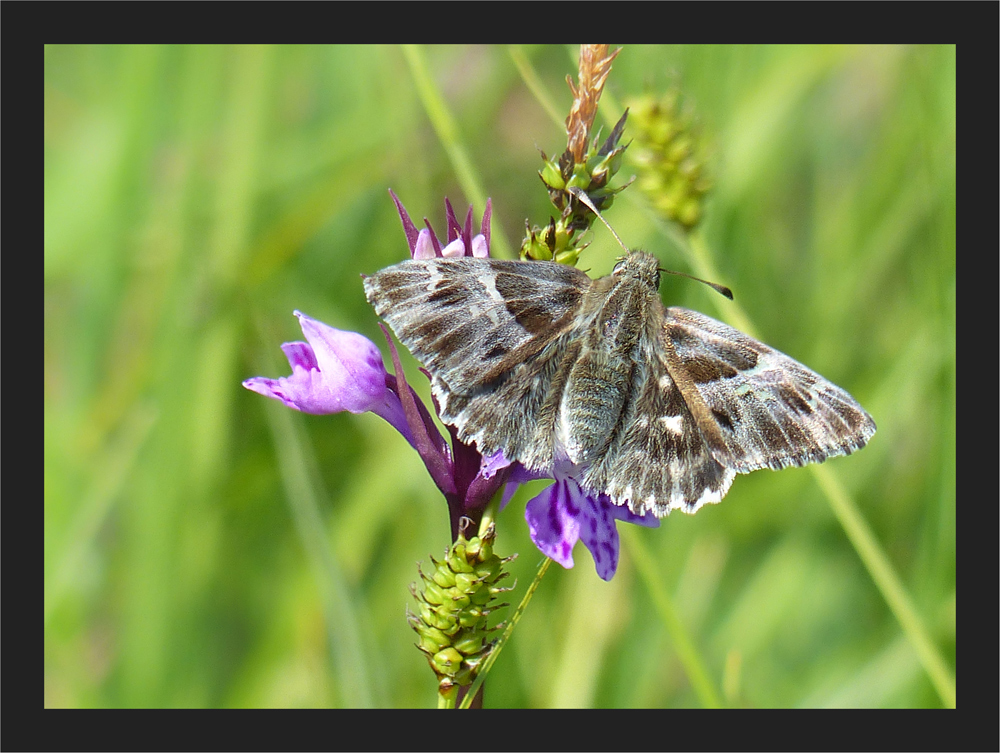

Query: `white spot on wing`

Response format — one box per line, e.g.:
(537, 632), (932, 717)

(658, 415), (684, 433)
(479, 271), (504, 303)
(425, 262), (444, 293)
(477, 271), (503, 325)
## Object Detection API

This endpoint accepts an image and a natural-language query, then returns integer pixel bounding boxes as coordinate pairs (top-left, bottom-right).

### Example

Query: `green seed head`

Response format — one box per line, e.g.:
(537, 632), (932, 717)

(625, 91), (712, 233)
(409, 523), (515, 692)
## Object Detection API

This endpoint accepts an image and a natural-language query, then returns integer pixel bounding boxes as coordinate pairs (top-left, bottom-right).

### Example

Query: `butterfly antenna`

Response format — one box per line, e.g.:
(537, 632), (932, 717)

(568, 187), (734, 300)
(568, 187), (630, 254)
(659, 269), (733, 300)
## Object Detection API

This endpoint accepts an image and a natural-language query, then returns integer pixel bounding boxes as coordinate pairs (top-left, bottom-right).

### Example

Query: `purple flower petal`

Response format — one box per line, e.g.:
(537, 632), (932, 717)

(608, 502), (660, 529)
(422, 219), (443, 255)
(578, 492), (619, 580)
(480, 450), (512, 480)
(243, 311), (388, 416)
(470, 233), (489, 258)
(480, 198), (492, 254)
(525, 479), (580, 569)
(462, 450), (514, 519)
(523, 473), (659, 581)
(389, 188), (421, 254)
(412, 229), (437, 260)
(444, 198), (462, 245)
(294, 311), (387, 412)
(391, 192), (492, 260)
(462, 204), (474, 249)
(441, 237), (466, 258)
(280, 341), (318, 372)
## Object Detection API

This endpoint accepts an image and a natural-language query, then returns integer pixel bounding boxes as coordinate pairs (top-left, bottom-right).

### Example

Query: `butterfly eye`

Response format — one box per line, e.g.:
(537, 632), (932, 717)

(612, 258), (627, 275)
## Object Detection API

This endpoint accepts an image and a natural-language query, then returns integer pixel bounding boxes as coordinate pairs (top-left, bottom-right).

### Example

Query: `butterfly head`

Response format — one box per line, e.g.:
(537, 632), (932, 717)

(612, 250), (661, 292)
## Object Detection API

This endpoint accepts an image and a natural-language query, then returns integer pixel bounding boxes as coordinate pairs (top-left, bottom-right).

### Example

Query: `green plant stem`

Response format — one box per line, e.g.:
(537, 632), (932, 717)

(478, 496), (499, 539)
(438, 686), (457, 709)
(623, 527), (724, 708)
(401, 44), (513, 259)
(812, 464), (956, 708)
(459, 557), (552, 709)
(508, 46), (565, 128)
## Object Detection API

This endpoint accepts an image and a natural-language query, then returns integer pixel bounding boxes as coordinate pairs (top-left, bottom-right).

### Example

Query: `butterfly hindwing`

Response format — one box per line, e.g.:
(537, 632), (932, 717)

(585, 347), (736, 516)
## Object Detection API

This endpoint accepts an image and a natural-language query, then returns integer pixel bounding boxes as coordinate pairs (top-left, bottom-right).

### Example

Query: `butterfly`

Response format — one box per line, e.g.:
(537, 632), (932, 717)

(363, 250), (876, 518)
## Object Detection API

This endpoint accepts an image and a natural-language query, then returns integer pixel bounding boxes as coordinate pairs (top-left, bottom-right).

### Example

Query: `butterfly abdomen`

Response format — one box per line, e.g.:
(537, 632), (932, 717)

(559, 352), (632, 464)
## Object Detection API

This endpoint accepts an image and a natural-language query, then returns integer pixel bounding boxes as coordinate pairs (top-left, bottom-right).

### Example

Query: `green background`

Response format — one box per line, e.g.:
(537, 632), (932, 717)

(44, 44), (955, 708)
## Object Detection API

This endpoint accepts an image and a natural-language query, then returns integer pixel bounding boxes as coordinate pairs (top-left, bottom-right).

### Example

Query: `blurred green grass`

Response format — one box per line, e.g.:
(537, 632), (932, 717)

(44, 44), (955, 708)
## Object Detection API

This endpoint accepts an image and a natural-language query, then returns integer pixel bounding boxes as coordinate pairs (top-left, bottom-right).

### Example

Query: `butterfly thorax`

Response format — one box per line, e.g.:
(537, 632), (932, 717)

(557, 251), (664, 465)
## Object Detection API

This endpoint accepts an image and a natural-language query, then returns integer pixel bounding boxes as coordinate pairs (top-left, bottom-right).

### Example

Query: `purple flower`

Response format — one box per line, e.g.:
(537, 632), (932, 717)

(524, 466), (659, 581)
(390, 189), (491, 260)
(243, 311), (414, 443)
(243, 309), (512, 536)
(244, 193), (510, 541)
(245, 191), (660, 580)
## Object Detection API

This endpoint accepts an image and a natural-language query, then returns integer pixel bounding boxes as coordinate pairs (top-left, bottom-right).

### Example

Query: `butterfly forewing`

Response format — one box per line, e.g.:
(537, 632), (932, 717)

(661, 308), (877, 474)
(364, 258), (590, 466)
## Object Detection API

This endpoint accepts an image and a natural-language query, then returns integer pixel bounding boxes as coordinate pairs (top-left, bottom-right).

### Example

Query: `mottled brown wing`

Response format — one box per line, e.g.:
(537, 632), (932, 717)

(661, 307), (877, 474)
(583, 347), (736, 517)
(364, 257), (591, 466)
